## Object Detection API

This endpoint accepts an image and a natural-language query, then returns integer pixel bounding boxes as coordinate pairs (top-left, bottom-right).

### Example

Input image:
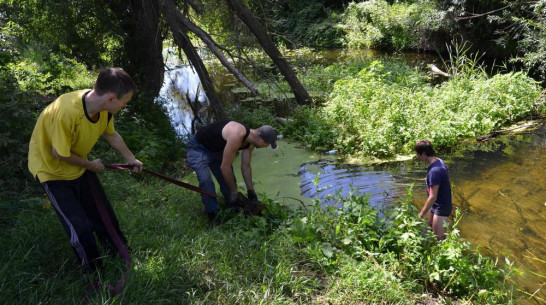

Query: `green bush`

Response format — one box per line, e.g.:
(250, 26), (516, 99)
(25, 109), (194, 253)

(279, 187), (514, 303)
(268, 0), (344, 49)
(0, 64), (44, 197)
(226, 103), (278, 128)
(339, 0), (447, 51)
(281, 106), (335, 151)
(285, 55), (542, 159)
(7, 46), (94, 96)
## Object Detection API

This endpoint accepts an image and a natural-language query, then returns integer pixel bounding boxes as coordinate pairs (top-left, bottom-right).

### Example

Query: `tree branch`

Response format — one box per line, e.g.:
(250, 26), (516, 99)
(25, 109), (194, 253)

(454, 5), (511, 22)
(158, 0), (227, 120)
(161, 0), (258, 95)
(178, 15), (259, 95)
(225, 0), (312, 105)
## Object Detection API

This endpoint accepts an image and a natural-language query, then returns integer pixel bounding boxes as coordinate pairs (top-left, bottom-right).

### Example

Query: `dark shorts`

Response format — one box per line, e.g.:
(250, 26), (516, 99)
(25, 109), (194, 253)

(430, 203), (452, 217)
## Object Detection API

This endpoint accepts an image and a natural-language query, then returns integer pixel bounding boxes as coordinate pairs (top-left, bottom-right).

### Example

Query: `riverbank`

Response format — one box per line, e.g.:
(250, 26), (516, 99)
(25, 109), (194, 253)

(3, 43), (544, 305)
(1, 174), (518, 304)
(287, 119), (546, 304)
(280, 52), (544, 162)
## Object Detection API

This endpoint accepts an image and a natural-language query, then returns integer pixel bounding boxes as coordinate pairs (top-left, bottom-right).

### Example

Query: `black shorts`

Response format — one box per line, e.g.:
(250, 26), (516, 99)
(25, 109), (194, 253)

(430, 203), (452, 217)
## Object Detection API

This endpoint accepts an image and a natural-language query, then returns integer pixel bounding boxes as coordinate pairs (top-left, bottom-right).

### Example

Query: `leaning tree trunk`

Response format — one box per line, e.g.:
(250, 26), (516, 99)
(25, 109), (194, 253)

(159, 0), (258, 95)
(158, 0), (227, 120)
(226, 0), (312, 105)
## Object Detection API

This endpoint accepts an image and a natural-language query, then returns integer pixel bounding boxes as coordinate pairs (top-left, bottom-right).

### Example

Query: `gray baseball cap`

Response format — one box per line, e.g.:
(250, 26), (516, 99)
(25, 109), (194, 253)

(258, 125), (278, 149)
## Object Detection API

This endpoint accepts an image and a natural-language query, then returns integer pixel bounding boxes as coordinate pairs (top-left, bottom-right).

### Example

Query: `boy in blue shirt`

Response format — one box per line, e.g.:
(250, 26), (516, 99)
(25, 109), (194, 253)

(414, 140), (452, 240)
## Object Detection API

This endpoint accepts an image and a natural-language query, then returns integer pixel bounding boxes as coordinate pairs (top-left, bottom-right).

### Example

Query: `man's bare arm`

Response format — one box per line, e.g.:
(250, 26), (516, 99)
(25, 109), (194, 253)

(240, 147), (254, 191)
(419, 184), (439, 218)
(220, 123), (246, 196)
(52, 147), (105, 172)
(102, 131), (142, 172)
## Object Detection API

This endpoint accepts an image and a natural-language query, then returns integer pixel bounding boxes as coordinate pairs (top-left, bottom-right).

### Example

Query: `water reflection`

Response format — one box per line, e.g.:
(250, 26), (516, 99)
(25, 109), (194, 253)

(159, 66), (211, 136)
(300, 161), (401, 209)
(446, 124), (546, 301)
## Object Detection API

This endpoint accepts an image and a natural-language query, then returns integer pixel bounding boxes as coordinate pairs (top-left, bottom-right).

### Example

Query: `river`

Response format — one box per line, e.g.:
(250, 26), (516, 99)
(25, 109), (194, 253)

(159, 51), (545, 303)
(236, 122), (546, 303)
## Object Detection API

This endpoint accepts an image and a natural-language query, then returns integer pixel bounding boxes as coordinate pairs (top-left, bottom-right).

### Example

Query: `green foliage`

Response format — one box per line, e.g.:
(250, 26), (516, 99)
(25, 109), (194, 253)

(281, 106), (336, 151)
(226, 102), (278, 128)
(267, 0), (344, 48)
(197, 0), (254, 48)
(0, 1), (109, 97)
(281, 188), (514, 303)
(285, 51), (542, 159)
(494, 0), (546, 82)
(2, 0), (121, 68)
(196, 0), (345, 50)
(339, 0), (446, 51)
(0, 65), (42, 197)
(299, 57), (373, 101)
(7, 46), (94, 95)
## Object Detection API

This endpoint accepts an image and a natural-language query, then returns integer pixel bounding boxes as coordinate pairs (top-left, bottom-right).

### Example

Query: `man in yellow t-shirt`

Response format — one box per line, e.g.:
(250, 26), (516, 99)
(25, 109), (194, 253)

(28, 67), (142, 273)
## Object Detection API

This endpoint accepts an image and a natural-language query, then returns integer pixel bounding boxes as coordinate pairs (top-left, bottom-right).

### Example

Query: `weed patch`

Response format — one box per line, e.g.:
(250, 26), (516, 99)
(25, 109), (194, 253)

(285, 53), (542, 159)
(1, 174), (517, 304)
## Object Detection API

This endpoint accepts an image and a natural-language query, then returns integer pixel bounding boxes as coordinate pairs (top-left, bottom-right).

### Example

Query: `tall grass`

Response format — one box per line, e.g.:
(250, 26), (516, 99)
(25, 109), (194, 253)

(1, 173), (518, 304)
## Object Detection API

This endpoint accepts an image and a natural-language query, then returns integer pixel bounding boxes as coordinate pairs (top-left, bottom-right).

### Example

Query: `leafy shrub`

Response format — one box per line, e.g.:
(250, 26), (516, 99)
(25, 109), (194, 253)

(281, 188), (514, 303)
(8, 46), (94, 96)
(496, 0), (546, 83)
(281, 106), (335, 151)
(0, 66), (43, 197)
(226, 103), (278, 128)
(268, 0), (344, 49)
(339, 0), (448, 51)
(300, 58), (372, 101)
(286, 54), (542, 159)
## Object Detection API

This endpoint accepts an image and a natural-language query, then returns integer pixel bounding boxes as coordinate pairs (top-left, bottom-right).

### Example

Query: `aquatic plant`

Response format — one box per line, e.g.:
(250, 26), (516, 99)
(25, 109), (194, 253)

(280, 186), (515, 303)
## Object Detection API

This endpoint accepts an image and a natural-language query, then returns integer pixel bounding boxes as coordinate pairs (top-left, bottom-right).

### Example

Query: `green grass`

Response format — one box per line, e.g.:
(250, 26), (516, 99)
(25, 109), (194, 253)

(1, 173), (518, 304)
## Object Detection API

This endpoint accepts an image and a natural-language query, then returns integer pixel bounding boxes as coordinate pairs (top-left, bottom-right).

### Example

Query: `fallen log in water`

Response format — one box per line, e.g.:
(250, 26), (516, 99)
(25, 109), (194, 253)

(477, 121), (542, 142)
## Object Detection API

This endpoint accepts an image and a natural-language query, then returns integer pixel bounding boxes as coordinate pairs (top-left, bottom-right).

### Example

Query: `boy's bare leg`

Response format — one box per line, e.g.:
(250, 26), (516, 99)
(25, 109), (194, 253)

(432, 215), (450, 240)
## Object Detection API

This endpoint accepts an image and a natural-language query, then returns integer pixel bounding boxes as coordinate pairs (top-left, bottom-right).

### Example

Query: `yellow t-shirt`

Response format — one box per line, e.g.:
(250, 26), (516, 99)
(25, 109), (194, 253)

(28, 90), (115, 182)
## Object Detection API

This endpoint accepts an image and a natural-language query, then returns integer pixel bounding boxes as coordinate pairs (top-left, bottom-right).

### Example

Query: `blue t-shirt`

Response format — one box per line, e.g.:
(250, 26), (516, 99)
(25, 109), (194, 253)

(426, 158), (452, 215)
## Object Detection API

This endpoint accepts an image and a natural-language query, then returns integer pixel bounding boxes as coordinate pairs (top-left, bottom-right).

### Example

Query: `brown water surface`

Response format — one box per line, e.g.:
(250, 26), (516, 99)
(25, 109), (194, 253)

(445, 127), (546, 301)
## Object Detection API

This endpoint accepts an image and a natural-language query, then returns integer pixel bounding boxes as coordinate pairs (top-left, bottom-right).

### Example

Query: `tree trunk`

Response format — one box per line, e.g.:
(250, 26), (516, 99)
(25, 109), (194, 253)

(157, 0), (227, 120)
(129, 0), (164, 96)
(225, 0), (312, 105)
(107, 0), (164, 98)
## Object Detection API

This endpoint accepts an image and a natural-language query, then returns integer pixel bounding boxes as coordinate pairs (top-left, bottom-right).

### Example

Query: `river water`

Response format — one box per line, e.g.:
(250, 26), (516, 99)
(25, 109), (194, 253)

(237, 123), (546, 303)
(160, 52), (545, 303)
